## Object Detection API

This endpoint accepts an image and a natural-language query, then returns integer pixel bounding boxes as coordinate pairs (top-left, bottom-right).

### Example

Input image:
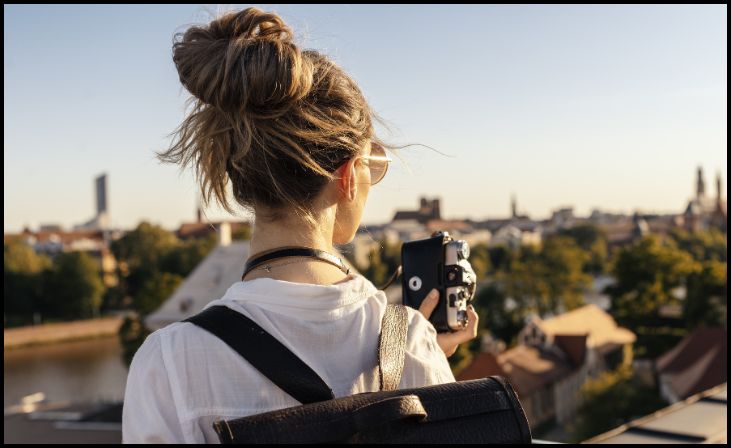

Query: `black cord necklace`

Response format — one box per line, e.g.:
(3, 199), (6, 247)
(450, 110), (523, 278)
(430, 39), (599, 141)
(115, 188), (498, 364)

(242, 246), (350, 281)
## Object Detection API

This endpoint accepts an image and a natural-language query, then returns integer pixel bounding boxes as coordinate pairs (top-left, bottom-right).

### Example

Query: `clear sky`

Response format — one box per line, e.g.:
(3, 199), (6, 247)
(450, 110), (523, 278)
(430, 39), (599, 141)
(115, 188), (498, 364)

(4, 4), (727, 232)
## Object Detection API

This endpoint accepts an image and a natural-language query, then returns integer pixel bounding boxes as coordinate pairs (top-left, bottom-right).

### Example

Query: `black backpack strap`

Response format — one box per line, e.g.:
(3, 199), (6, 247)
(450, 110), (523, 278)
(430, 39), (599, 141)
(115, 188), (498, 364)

(184, 305), (335, 405)
(378, 304), (409, 391)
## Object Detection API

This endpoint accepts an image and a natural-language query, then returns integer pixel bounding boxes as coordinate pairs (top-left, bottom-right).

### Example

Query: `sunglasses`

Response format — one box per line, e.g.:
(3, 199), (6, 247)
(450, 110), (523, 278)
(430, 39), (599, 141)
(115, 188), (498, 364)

(356, 142), (392, 185)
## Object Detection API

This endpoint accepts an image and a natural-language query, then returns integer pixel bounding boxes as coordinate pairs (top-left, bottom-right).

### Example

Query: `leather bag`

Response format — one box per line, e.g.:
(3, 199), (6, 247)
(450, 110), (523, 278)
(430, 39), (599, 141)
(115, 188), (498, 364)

(184, 304), (532, 444)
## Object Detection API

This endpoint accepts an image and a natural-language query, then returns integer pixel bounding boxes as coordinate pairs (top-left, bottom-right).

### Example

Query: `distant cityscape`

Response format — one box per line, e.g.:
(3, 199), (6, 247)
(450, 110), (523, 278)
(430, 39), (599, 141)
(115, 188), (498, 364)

(4, 165), (727, 443)
(4, 166), (727, 278)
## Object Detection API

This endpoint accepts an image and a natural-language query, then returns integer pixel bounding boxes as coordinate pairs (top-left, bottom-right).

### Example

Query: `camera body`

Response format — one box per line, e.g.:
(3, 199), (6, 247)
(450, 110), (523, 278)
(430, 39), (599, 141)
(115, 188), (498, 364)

(401, 231), (476, 333)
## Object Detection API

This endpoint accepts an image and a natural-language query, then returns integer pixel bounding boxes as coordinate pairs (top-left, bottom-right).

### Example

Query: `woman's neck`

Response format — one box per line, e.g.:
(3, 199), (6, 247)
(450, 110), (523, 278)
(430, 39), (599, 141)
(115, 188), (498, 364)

(245, 214), (350, 285)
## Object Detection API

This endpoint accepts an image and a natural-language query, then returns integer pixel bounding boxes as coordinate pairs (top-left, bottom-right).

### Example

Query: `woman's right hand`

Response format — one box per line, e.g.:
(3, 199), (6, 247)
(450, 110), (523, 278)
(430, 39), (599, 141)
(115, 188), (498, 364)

(418, 288), (478, 358)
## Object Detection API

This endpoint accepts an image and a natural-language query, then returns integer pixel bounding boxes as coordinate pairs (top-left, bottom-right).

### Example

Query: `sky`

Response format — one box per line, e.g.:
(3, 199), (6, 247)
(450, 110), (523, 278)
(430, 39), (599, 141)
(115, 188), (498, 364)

(4, 4), (727, 232)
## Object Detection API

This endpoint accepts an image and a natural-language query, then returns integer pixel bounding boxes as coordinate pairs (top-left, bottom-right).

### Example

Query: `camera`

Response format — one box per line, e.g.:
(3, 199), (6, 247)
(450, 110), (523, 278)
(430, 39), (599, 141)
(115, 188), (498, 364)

(400, 231), (476, 333)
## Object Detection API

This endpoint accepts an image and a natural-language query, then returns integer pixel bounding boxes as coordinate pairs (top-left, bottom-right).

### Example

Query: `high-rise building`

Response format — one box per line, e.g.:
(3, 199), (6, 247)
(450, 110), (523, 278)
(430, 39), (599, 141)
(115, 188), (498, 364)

(74, 173), (109, 231)
(96, 174), (107, 217)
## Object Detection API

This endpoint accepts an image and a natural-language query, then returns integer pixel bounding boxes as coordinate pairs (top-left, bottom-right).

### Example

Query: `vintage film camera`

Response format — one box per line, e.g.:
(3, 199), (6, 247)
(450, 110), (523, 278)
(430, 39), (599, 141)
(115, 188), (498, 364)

(401, 231), (476, 333)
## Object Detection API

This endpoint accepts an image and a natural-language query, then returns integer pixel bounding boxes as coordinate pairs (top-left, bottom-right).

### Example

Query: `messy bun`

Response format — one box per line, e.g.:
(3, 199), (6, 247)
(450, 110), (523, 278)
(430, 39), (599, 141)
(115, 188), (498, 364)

(160, 7), (379, 223)
(172, 8), (312, 118)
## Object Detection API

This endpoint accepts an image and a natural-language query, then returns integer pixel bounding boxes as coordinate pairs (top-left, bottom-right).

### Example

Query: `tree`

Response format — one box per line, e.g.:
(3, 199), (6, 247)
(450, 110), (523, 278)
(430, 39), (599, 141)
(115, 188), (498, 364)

(503, 237), (590, 316)
(472, 283), (524, 346)
(4, 241), (52, 326)
(487, 245), (513, 274)
(559, 224), (609, 274)
(606, 235), (697, 329)
(41, 251), (105, 320)
(569, 366), (667, 443)
(111, 222), (179, 277)
(468, 243), (491, 281)
(669, 228), (727, 262)
(160, 233), (217, 277)
(683, 259), (727, 328)
(133, 271), (184, 316)
(362, 246), (389, 287)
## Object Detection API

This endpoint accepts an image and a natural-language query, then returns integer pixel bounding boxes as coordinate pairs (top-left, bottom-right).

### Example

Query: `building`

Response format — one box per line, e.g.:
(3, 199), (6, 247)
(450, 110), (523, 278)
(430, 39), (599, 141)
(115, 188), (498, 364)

(655, 327), (727, 404)
(682, 167), (727, 233)
(458, 305), (635, 428)
(488, 224), (541, 249)
(74, 173), (110, 231)
(392, 197), (441, 224)
(176, 206), (251, 240)
(584, 383), (726, 444)
(6, 228), (119, 287)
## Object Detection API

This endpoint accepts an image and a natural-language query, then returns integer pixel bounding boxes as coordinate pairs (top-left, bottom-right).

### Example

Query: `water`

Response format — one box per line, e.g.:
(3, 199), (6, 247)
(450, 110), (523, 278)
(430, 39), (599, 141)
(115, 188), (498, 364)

(3, 336), (129, 408)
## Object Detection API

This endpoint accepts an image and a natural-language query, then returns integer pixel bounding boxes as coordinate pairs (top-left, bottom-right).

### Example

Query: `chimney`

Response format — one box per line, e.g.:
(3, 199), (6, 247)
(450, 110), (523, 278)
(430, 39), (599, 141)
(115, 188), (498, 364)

(196, 206), (202, 223)
(219, 222), (231, 247)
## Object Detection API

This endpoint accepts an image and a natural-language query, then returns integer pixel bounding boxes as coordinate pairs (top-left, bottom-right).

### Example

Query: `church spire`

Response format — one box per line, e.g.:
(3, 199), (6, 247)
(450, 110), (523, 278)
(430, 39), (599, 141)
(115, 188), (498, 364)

(696, 166), (706, 200)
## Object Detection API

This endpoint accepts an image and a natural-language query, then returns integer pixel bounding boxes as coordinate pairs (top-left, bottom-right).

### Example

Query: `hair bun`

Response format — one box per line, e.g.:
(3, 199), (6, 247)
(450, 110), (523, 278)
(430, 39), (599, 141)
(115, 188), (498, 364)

(173, 7), (313, 116)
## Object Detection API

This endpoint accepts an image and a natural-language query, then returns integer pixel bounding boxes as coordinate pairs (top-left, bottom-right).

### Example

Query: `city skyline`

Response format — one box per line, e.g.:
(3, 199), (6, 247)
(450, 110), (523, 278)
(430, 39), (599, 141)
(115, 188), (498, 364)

(5, 164), (725, 232)
(4, 4), (727, 232)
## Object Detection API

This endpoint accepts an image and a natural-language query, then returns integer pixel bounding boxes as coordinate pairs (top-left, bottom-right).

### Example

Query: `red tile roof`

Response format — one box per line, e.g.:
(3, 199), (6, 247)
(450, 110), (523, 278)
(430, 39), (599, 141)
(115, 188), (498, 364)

(656, 327), (727, 400)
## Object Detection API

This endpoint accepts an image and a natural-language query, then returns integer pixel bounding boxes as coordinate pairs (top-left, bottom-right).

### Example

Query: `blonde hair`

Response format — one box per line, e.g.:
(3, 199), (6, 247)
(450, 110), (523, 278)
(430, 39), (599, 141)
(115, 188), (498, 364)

(159, 7), (383, 224)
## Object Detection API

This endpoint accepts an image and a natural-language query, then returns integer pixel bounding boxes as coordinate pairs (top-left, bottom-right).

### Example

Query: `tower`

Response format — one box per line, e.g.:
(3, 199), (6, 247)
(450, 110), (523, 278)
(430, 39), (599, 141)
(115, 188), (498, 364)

(95, 174), (107, 216)
(511, 194), (517, 219)
(95, 173), (109, 230)
(717, 172), (723, 204)
(696, 166), (706, 200)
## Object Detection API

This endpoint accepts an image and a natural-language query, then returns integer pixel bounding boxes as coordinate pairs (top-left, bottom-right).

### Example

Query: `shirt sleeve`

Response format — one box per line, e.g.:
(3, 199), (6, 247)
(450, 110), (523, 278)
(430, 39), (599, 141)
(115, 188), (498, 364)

(122, 331), (187, 444)
(399, 307), (456, 388)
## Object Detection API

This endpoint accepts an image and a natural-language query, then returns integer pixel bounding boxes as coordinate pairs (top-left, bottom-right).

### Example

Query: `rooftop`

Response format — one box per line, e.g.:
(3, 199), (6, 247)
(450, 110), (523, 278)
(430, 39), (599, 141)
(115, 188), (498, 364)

(584, 383), (727, 444)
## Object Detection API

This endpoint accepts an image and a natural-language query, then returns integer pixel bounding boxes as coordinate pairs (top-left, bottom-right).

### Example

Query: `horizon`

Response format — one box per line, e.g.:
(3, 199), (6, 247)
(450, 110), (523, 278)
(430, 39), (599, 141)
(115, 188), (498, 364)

(4, 4), (727, 233)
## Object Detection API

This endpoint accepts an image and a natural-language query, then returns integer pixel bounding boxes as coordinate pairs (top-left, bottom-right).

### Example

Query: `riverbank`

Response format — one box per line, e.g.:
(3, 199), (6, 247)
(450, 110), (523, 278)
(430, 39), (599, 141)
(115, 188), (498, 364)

(4, 316), (126, 350)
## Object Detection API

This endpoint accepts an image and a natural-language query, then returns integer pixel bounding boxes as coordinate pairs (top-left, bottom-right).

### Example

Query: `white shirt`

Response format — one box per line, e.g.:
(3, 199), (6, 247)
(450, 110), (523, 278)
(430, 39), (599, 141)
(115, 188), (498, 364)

(122, 273), (455, 443)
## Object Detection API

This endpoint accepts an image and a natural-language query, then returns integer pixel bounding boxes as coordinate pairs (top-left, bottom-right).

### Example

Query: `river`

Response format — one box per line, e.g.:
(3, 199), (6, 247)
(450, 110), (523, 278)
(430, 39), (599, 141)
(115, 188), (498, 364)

(4, 336), (129, 409)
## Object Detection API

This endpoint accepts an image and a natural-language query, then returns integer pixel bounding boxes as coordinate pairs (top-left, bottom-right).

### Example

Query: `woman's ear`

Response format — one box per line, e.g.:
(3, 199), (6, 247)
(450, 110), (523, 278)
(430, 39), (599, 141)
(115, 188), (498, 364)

(338, 158), (357, 202)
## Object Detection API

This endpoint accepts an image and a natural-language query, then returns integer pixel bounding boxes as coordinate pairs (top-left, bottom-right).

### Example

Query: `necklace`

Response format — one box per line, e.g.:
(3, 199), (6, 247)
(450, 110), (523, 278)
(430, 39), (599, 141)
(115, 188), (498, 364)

(254, 257), (318, 273)
(241, 246), (350, 281)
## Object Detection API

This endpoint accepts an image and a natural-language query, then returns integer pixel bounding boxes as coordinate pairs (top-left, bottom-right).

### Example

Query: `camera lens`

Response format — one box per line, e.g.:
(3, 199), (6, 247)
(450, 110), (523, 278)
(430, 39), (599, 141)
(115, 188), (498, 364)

(448, 293), (457, 306)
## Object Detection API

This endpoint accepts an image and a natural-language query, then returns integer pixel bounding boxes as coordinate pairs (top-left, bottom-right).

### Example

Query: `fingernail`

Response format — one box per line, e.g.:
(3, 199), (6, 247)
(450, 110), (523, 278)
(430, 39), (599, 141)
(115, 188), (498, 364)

(428, 289), (439, 299)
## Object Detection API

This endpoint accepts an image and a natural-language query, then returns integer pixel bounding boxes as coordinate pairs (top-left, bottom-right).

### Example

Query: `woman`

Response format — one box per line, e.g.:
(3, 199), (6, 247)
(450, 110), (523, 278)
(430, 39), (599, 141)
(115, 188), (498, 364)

(122, 7), (478, 443)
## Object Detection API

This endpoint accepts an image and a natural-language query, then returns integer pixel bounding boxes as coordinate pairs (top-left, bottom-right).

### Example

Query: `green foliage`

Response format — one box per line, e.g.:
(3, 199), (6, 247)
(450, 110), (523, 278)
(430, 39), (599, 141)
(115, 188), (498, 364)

(133, 271), (184, 316)
(683, 259), (727, 328)
(487, 246), (513, 273)
(468, 243), (491, 281)
(569, 366), (668, 443)
(472, 283), (524, 346)
(232, 225), (252, 241)
(112, 222), (215, 317)
(607, 235), (697, 329)
(360, 239), (401, 288)
(503, 236), (591, 316)
(4, 241), (52, 326)
(668, 227), (727, 262)
(559, 223), (610, 274)
(160, 233), (217, 277)
(4, 240), (52, 273)
(111, 221), (179, 275)
(40, 251), (105, 320)
(118, 314), (152, 367)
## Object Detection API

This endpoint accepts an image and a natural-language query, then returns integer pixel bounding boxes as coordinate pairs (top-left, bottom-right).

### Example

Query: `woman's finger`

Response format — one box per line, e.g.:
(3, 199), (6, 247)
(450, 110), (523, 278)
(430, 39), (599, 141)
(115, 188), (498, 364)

(418, 289), (440, 319)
